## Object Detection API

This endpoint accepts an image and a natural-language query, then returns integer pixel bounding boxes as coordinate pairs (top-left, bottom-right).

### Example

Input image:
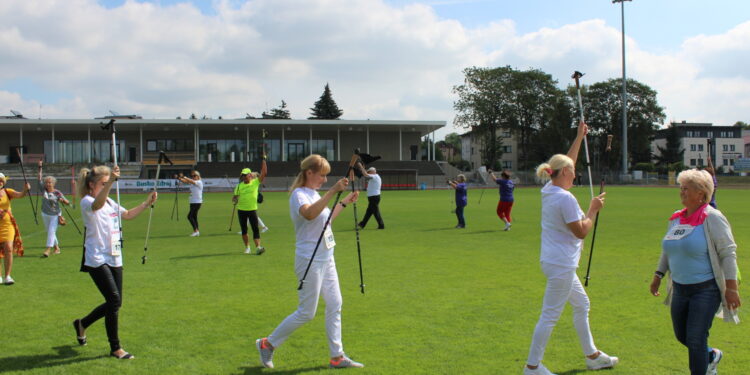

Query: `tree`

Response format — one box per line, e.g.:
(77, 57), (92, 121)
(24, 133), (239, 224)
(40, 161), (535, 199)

(454, 66), (566, 170)
(654, 125), (684, 167)
(734, 121), (749, 129)
(309, 84), (343, 119)
(580, 78), (665, 172)
(262, 100), (291, 119)
(444, 132), (462, 152)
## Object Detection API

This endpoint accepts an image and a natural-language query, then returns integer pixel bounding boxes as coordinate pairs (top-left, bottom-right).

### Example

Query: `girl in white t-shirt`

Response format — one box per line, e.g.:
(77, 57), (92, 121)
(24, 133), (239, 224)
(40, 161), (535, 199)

(523, 123), (617, 375)
(177, 170), (203, 237)
(255, 154), (363, 369)
(72, 165), (156, 360)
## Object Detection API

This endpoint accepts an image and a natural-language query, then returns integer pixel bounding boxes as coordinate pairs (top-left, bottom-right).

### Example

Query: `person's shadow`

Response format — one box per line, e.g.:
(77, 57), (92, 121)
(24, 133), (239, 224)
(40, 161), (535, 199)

(0, 345), (106, 373)
(234, 365), (327, 374)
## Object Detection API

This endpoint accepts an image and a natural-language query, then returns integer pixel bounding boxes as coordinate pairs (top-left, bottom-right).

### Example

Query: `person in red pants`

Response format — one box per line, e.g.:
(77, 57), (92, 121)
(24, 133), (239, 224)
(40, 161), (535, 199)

(489, 169), (515, 231)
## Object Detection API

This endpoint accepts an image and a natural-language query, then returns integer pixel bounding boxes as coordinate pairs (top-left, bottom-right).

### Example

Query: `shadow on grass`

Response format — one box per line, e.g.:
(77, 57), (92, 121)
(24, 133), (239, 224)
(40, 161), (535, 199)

(459, 230), (498, 235)
(169, 252), (238, 261)
(0, 345), (106, 373)
(556, 369), (596, 375)
(235, 365), (327, 374)
(418, 227), (458, 232)
(150, 233), (233, 239)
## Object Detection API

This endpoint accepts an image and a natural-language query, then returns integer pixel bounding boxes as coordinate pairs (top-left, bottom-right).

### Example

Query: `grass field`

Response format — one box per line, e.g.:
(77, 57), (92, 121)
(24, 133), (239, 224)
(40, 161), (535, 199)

(1, 186), (749, 374)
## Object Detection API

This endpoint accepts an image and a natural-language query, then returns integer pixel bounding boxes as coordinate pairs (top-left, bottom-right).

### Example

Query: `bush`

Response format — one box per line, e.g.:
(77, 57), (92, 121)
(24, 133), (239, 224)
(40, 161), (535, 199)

(669, 162), (687, 172)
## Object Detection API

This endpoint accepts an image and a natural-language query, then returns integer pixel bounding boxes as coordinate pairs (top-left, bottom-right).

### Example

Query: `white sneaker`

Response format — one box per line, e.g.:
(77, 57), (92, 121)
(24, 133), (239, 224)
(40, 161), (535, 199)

(707, 348), (722, 375)
(523, 363), (556, 375)
(329, 355), (364, 368)
(586, 351), (618, 370)
(4, 275), (15, 285)
(504, 223), (512, 231)
(190, 232), (200, 237)
(244, 248), (252, 254)
(261, 226), (269, 233)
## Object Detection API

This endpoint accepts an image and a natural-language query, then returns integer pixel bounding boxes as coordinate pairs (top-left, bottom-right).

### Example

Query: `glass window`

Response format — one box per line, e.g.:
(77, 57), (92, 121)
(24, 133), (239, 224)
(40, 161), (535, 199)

(690, 159), (696, 166)
(730, 145), (735, 151)
(723, 145), (728, 151)
(690, 144), (696, 151)
(147, 141), (157, 151)
(698, 144), (703, 151)
(502, 160), (512, 169)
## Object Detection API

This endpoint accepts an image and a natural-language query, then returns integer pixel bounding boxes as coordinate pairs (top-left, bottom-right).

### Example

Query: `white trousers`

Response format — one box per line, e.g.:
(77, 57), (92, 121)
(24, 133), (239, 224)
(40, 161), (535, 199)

(268, 256), (344, 357)
(41, 213), (60, 248)
(527, 262), (597, 366)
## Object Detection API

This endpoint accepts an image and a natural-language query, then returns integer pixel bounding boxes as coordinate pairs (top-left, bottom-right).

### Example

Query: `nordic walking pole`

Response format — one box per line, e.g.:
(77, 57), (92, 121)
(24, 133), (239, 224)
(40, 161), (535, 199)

(101, 119), (124, 248)
(62, 202), (82, 235)
(34, 156), (43, 221)
(142, 151), (172, 264)
(15, 147), (39, 225)
(350, 157), (366, 294)
(584, 135), (612, 287)
(298, 153), (359, 291)
(228, 175), (238, 231)
(478, 184), (486, 204)
(171, 177), (179, 221)
(572, 71), (595, 200)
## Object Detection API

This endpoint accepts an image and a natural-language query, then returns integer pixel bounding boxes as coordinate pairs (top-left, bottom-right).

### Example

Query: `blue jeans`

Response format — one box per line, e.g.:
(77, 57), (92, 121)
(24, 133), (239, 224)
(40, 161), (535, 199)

(671, 279), (721, 375)
(455, 205), (465, 227)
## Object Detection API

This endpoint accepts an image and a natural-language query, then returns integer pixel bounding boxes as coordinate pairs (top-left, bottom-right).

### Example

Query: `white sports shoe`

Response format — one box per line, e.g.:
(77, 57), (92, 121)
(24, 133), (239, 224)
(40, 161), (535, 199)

(586, 351), (618, 370)
(329, 355), (364, 368)
(261, 226), (269, 233)
(255, 338), (274, 369)
(523, 363), (556, 375)
(707, 348), (722, 375)
(504, 222), (512, 231)
(4, 275), (15, 285)
(190, 232), (200, 237)
(244, 247), (252, 254)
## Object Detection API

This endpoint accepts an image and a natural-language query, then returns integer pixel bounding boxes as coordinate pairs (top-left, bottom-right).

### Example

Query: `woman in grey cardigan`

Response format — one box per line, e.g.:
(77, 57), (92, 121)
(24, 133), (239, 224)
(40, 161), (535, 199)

(650, 169), (740, 375)
(38, 160), (70, 257)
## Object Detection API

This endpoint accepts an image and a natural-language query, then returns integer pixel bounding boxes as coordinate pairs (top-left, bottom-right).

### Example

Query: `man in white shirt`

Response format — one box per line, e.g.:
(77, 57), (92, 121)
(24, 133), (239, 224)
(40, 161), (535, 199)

(357, 166), (384, 229)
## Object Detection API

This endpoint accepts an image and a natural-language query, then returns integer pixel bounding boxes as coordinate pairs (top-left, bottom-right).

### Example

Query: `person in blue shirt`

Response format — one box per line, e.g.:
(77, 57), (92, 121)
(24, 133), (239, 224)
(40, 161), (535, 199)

(448, 174), (467, 228)
(489, 169), (515, 231)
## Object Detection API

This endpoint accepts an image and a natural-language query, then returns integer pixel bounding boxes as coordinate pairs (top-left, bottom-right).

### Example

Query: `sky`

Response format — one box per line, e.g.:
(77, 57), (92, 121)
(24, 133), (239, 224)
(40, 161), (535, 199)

(1, 0), (749, 141)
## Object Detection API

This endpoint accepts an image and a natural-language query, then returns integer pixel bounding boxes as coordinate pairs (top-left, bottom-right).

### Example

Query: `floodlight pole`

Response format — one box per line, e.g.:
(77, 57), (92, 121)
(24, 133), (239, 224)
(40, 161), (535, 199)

(613, 0), (632, 177)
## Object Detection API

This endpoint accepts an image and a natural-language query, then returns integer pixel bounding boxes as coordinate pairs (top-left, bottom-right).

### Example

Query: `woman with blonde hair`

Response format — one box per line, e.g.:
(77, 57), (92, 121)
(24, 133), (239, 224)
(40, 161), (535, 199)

(72, 165), (156, 359)
(0, 172), (30, 285)
(176, 170), (203, 237)
(37, 160), (70, 257)
(523, 123), (617, 375)
(255, 154), (362, 369)
(650, 168), (740, 375)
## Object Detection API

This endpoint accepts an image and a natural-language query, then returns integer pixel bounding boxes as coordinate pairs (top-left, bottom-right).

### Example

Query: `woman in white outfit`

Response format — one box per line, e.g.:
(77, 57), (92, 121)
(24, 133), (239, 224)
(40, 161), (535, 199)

(38, 160), (70, 257)
(176, 171), (203, 237)
(523, 122), (618, 375)
(256, 154), (362, 369)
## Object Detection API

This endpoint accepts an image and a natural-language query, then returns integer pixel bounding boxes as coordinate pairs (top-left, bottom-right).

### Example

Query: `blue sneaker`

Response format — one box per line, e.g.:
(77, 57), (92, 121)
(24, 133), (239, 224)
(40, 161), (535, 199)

(707, 348), (722, 375)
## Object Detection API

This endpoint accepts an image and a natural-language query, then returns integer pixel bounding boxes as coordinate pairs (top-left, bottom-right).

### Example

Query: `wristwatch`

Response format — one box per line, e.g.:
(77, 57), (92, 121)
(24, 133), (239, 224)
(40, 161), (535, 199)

(340, 202), (347, 208)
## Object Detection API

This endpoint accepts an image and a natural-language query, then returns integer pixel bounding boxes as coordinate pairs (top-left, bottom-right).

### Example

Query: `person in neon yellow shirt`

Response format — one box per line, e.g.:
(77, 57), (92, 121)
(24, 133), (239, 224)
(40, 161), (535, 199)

(233, 159), (267, 254)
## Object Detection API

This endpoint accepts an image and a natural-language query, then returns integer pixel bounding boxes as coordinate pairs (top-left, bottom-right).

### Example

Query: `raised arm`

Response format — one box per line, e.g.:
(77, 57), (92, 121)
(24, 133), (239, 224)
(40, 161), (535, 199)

(259, 159), (267, 183)
(121, 192), (158, 220)
(566, 121), (588, 166)
(37, 160), (43, 182)
(92, 166), (119, 211)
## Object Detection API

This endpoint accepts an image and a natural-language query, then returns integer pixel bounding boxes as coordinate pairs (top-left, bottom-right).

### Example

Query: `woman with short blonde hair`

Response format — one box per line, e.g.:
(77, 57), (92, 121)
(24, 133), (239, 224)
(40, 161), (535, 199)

(650, 168), (739, 374)
(37, 160), (70, 257)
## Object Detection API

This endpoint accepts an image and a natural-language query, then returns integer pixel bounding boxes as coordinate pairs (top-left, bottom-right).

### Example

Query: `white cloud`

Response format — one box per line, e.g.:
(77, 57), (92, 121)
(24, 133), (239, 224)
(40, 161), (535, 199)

(0, 0), (748, 138)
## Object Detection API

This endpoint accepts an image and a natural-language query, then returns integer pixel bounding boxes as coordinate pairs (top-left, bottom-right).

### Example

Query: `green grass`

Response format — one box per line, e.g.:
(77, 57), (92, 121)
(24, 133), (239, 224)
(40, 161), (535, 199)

(2, 186), (749, 374)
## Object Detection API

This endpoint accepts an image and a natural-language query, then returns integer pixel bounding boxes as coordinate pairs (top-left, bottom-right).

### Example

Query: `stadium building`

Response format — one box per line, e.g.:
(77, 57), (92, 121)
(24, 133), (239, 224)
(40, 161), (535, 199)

(651, 121), (744, 173)
(0, 112), (447, 192)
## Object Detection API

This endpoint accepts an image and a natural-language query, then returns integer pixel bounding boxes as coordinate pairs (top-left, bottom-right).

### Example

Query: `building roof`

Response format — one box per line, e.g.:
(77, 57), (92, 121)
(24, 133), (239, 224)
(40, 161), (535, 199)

(0, 118), (445, 135)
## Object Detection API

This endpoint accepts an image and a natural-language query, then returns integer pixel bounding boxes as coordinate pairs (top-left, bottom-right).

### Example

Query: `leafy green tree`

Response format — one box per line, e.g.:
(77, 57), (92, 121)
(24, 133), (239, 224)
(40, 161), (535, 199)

(309, 84), (343, 119)
(579, 78), (665, 171)
(654, 125), (684, 167)
(444, 132), (462, 153)
(734, 121), (749, 129)
(262, 100), (291, 119)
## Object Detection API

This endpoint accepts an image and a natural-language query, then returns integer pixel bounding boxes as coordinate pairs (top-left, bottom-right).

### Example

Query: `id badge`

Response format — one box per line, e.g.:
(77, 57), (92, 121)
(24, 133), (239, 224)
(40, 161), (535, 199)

(664, 224), (695, 241)
(323, 226), (336, 249)
(110, 233), (122, 256)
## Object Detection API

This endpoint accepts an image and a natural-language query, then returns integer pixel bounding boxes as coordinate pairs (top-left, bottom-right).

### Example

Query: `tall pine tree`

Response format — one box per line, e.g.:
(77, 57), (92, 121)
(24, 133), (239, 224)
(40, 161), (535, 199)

(262, 100), (291, 119)
(309, 84), (343, 119)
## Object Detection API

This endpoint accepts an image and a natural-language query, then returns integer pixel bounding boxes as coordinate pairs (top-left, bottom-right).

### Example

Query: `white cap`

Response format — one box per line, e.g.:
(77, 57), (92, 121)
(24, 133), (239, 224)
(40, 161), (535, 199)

(367, 167), (376, 173)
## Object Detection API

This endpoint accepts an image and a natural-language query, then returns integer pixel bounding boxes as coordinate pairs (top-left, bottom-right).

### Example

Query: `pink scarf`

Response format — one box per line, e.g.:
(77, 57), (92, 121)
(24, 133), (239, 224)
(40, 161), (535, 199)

(669, 203), (709, 226)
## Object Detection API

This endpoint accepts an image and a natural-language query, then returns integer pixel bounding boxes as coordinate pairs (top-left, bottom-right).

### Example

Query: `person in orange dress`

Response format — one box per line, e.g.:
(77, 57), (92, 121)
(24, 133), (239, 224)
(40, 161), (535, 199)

(0, 172), (31, 285)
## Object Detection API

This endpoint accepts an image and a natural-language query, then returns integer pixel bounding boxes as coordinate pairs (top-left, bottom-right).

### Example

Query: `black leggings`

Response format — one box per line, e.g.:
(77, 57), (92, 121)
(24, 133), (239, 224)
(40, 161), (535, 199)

(187, 203), (201, 231)
(238, 210), (260, 239)
(81, 264), (123, 352)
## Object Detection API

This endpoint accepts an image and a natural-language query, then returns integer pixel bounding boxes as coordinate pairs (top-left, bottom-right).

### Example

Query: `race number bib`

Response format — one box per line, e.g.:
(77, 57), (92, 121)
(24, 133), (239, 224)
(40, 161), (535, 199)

(324, 226), (336, 249)
(110, 211), (122, 256)
(664, 224), (695, 241)
(110, 234), (122, 256)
